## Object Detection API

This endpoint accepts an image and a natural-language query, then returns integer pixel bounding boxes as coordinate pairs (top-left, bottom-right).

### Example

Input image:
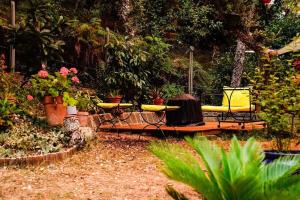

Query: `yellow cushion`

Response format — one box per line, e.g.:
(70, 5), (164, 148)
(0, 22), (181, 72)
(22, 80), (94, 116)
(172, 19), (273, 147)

(97, 103), (133, 109)
(222, 87), (251, 107)
(202, 105), (255, 112)
(141, 104), (180, 112)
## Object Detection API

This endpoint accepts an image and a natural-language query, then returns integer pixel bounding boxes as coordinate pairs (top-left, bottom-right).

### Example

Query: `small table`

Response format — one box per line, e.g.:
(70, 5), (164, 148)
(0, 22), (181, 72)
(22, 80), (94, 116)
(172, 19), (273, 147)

(97, 103), (133, 133)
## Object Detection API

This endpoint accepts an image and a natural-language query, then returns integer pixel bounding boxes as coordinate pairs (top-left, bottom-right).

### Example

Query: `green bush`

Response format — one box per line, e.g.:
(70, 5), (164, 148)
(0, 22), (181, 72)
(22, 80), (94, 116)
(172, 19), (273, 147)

(0, 115), (70, 157)
(265, 13), (300, 49)
(251, 56), (300, 150)
(98, 35), (172, 101)
(173, 0), (223, 46)
(0, 100), (20, 129)
(13, 0), (67, 69)
(161, 83), (184, 99)
(150, 136), (300, 200)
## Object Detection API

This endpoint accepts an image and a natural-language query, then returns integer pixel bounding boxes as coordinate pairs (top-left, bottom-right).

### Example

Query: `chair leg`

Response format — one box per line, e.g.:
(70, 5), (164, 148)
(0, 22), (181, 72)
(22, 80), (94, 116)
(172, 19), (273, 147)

(241, 122), (245, 129)
(218, 121), (221, 128)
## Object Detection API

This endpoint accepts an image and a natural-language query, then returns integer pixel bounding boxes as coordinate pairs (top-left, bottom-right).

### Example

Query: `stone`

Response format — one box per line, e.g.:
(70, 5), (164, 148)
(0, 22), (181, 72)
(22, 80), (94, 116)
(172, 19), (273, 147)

(79, 127), (96, 142)
(63, 116), (80, 133)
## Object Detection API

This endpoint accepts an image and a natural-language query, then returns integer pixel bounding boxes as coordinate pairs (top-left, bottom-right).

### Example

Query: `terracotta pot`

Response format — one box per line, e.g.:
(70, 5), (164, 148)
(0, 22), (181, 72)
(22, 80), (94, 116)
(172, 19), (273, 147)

(262, 0), (271, 3)
(106, 96), (122, 103)
(55, 96), (64, 104)
(43, 95), (66, 126)
(77, 111), (90, 127)
(7, 97), (17, 104)
(165, 32), (178, 40)
(44, 103), (67, 126)
(153, 97), (164, 105)
(42, 96), (54, 105)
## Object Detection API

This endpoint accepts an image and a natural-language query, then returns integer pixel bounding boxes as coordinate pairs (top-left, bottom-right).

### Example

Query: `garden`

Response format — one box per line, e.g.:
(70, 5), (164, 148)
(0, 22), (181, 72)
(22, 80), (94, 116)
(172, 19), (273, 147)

(0, 0), (300, 199)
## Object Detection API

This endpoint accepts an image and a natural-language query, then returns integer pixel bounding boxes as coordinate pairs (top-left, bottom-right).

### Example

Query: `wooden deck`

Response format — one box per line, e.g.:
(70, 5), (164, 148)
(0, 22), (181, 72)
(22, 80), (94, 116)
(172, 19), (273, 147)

(99, 121), (266, 133)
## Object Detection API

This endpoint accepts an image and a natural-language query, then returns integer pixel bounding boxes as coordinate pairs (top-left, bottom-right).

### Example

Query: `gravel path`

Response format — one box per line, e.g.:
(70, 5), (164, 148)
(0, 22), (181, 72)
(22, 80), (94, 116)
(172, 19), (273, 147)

(0, 132), (199, 200)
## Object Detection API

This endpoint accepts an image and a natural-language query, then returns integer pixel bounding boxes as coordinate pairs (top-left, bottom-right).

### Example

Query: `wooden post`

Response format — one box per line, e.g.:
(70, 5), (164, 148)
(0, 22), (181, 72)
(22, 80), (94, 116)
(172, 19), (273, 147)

(105, 27), (110, 66)
(188, 46), (194, 94)
(10, 1), (16, 72)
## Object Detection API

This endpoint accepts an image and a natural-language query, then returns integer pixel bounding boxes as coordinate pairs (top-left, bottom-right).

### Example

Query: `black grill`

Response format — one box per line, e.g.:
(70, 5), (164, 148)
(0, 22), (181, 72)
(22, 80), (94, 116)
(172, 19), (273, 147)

(166, 94), (205, 126)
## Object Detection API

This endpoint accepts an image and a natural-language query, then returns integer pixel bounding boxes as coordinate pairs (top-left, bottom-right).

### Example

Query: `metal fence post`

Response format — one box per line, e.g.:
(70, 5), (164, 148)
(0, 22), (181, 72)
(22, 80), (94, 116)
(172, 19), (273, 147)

(10, 1), (16, 72)
(188, 46), (194, 95)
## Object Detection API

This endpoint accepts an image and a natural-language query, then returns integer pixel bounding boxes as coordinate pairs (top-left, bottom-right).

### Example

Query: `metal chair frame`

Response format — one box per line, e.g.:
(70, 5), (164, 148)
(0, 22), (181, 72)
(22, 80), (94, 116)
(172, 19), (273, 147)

(97, 103), (134, 136)
(202, 87), (264, 128)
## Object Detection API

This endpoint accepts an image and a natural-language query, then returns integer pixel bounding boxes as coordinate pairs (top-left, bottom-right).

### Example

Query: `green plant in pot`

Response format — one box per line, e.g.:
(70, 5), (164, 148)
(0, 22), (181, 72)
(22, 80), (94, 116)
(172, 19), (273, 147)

(75, 91), (95, 126)
(149, 87), (164, 105)
(63, 92), (78, 116)
(106, 90), (122, 103)
(251, 55), (300, 161)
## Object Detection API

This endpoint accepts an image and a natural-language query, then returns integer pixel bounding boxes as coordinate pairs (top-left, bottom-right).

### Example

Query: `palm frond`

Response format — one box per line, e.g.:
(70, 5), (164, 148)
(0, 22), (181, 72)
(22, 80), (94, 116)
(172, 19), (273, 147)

(149, 141), (218, 199)
(261, 155), (300, 183)
(185, 136), (224, 196)
(149, 137), (300, 200)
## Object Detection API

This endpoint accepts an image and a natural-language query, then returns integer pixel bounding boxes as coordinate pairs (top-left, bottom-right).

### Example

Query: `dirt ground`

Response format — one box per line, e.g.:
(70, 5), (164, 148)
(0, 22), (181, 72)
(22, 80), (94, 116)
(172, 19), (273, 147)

(0, 132), (200, 200)
(0, 132), (299, 200)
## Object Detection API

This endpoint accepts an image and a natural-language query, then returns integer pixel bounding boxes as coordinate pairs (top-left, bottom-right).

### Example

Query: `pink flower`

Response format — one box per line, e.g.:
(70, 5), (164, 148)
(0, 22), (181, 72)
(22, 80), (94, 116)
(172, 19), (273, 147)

(293, 60), (300, 66)
(27, 95), (34, 101)
(71, 76), (80, 83)
(293, 60), (300, 71)
(37, 70), (49, 78)
(70, 67), (78, 74)
(60, 67), (69, 76)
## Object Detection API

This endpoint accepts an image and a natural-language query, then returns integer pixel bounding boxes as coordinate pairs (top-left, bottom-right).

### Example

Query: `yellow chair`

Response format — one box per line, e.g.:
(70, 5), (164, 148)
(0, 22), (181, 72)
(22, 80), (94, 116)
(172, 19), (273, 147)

(202, 86), (258, 128)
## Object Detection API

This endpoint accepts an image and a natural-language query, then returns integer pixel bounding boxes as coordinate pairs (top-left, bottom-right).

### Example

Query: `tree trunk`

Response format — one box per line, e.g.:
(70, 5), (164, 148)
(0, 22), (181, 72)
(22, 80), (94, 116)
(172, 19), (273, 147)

(231, 39), (246, 87)
(118, 0), (134, 35)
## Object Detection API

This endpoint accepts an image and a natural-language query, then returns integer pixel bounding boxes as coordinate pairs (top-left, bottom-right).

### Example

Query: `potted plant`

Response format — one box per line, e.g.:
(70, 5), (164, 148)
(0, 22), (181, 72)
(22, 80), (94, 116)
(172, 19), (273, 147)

(63, 92), (78, 116)
(149, 88), (164, 105)
(76, 91), (94, 126)
(30, 66), (80, 125)
(252, 56), (300, 163)
(106, 90), (122, 103)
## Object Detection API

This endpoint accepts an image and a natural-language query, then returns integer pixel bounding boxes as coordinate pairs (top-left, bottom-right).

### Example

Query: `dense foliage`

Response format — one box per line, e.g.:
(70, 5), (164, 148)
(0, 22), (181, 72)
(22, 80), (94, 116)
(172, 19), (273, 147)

(251, 55), (300, 150)
(97, 35), (173, 100)
(150, 136), (300, 200)
(0, 115), (71, 157)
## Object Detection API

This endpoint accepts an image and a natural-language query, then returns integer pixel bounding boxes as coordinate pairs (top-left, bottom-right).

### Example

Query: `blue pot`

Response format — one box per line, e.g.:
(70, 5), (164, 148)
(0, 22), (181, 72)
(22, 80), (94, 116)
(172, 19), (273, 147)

(264, 150), (300, 174)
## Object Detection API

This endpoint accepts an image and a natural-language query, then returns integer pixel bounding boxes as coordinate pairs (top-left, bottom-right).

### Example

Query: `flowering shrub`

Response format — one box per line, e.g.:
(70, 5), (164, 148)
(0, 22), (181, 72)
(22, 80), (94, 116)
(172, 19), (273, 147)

(0, 66), (20, 100)
(30, 66), (80, 101)
(0, 99), (21, 129)
(293, 59), (300, 71)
